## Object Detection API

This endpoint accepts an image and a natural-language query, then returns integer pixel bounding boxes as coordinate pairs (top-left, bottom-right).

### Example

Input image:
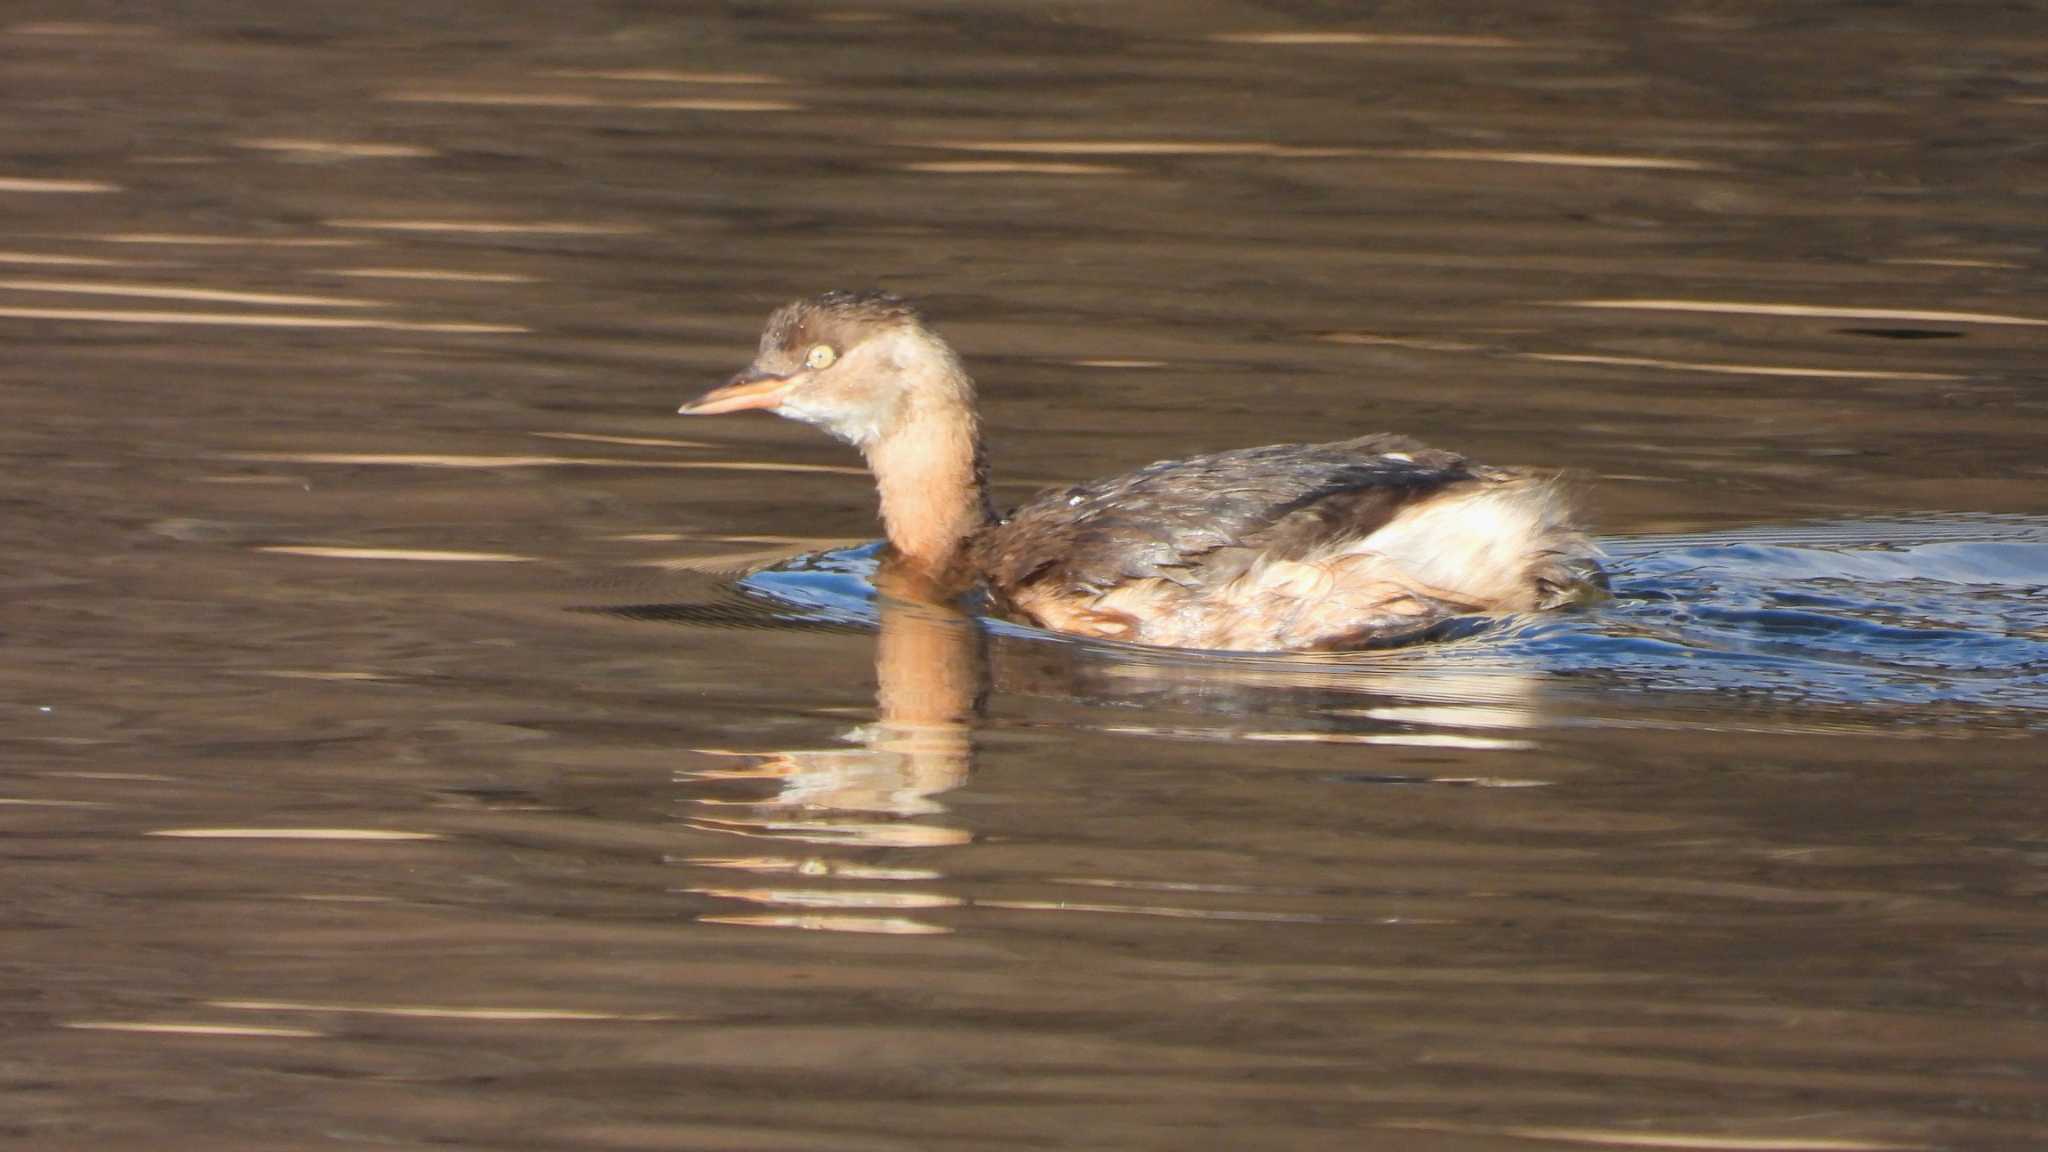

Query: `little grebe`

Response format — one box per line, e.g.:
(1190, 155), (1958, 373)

(681, 291), (1599, 651)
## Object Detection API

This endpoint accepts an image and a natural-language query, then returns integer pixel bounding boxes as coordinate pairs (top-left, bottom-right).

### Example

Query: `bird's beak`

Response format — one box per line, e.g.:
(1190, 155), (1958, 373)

(678, 369), (796, 416)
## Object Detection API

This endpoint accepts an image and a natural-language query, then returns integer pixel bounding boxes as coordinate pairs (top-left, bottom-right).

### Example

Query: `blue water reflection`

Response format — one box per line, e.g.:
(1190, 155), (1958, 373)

(740, 517), (2048, 714)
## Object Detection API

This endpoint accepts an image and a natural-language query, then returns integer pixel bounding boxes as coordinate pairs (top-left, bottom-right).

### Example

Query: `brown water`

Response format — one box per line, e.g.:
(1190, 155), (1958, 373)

(4, 4), (2046, 1149)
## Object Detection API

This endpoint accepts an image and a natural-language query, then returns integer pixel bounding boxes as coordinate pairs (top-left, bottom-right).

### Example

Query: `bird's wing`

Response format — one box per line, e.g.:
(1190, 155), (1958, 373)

(972, 434), (1480, 597)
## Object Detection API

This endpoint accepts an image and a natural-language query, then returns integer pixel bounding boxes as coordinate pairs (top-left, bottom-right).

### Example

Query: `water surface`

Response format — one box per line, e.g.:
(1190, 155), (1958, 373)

(3, 3), (2044, 1149)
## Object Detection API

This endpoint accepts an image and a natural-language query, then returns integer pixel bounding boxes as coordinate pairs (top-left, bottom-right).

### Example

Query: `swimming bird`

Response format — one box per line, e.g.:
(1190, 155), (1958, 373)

(680, 290), (1599, 651)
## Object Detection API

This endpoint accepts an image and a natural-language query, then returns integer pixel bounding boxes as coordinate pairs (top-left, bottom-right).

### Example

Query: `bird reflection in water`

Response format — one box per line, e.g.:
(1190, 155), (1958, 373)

(675, 556), (982, 934)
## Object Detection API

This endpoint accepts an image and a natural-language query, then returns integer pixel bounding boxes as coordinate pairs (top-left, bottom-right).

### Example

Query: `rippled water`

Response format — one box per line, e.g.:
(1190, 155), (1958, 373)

(4, 3), (2045, 1150)
(734, 515), (2048, 714)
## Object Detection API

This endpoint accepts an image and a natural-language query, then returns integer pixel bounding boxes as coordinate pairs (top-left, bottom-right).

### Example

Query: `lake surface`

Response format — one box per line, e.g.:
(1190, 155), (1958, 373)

(3, 3), (2044, 1149)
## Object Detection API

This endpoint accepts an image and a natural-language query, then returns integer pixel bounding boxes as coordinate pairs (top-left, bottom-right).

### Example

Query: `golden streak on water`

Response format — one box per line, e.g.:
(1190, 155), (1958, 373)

(9, 22), (159, 36)
(1880, 257), (2025, 269)
(234, 138), (438, 158)
(1385, 148), (1709, 170)
(0, 277), (384, 308)
(682, 856), (943, 881)
(148, 827), (443, 839)
(0, 798), (108, 807)
(685, 816), (972, 848)
(1213, 31), (1522, 47)
(637, 460), (869, 475)
(547, 69), (785, 84)
(257, 546), (534, 563)
(325, 218), (647, 235)
(915, 138), (1355, 157)
(382, 91), (799, 112)
(635, 98), (802, 112)
(642, 548), (826, 572)
(0, 306), (522, 332)
(1244, 731), (1539, 751)
(225, 451), (861, 474)
(687, 771), (797, 785)
(61, 1021), (324, 1038)
(698, 913), (950, 934)
(80, 233), (367, 247)
(1054, 877), (1262, 895)
(1318, 332), (1487, 351)
(0, 250), (123, 266)
(898, 161), (1126, 175)
(1556, 298), (2048, 326)
(1382, 1125), (1928, 1152)
(235, 452), (627, 467)
(0, 176), (120, 193)
(241, 670), (393, 681)
(207, 999), (668, 1021)
(1524, 353), (1964, 381)
(687, 886), (961, 910)
(329, 267), (538, 283)
(531, 431), (712, 448)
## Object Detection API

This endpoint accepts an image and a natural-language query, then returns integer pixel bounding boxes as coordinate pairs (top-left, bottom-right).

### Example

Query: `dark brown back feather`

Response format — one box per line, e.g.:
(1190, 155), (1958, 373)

(971, 434), (1479, 597)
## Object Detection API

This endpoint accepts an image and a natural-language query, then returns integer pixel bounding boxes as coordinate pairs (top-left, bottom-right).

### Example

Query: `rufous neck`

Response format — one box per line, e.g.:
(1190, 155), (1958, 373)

(865, 403), (991, 576)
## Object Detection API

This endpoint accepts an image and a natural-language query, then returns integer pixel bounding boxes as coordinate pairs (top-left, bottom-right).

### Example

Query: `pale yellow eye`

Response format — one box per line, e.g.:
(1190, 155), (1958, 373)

(805, 344), (837, 370)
